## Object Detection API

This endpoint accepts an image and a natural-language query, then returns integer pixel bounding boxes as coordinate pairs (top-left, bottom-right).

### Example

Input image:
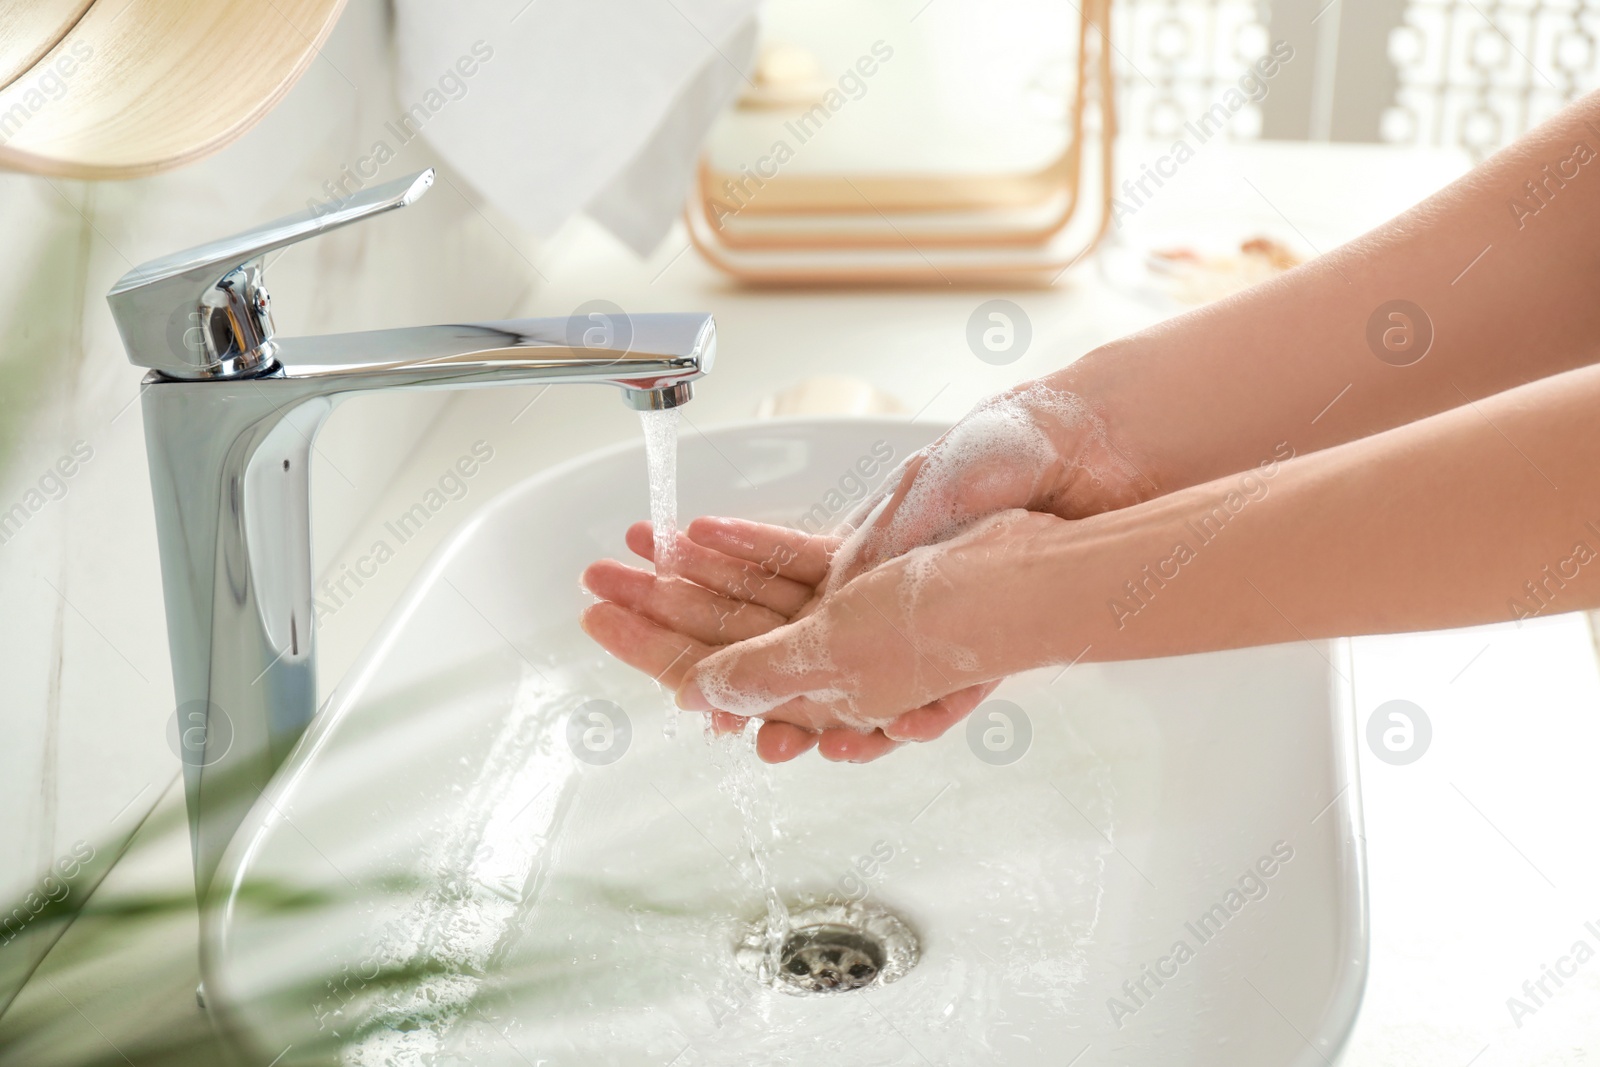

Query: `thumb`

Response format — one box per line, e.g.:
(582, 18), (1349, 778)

(677, 560), (971, 731)
(675, 616), (842, 720)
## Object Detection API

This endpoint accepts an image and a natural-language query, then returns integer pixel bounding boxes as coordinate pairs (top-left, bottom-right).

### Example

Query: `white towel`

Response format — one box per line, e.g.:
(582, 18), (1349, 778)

(391, 0), (758, 256)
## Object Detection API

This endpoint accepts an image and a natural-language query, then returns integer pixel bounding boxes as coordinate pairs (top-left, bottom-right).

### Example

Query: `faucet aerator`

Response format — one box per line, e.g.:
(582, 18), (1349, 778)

(622, 382), (694, 410)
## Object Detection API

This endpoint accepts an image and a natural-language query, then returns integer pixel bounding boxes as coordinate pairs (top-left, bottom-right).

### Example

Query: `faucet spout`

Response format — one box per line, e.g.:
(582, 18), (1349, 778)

(268, 313), (715, 396)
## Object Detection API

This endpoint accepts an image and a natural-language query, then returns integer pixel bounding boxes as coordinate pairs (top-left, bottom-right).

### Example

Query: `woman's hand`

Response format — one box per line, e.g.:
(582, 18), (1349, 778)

(821, 380), (1151, 596)
(674, 509), (1072, 739)
(581, 516), (983, 762)
(582, 381), (1149, 763)
(675, 359), (1600, 742)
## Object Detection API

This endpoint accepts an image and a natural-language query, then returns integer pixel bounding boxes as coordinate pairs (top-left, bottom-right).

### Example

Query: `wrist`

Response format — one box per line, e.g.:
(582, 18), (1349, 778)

(1033, 350), (1168, 518)
(956, 510), (1114, 676)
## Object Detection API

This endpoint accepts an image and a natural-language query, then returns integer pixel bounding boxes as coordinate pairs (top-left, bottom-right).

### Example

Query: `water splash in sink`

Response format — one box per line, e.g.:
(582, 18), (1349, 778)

(459, 641), (1118, 1066)
(333, 664), (576, 1067)
(735, 900), (920, 994)
(709, 722), (791, 981)
(223, 626), (1120, 1067)
(204, 420), (1355, 1067)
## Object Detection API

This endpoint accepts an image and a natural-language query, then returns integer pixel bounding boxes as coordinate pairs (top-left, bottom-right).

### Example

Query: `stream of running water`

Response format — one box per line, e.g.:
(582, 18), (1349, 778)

(639, 409), (791, 972)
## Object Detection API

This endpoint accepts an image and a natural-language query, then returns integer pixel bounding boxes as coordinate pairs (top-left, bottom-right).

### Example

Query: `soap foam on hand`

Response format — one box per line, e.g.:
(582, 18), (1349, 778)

(692, 617), (874, 731)
(685, 383), (1140, 734)
(824, 382), (1137, 598)
(707, 384), (1138, 728)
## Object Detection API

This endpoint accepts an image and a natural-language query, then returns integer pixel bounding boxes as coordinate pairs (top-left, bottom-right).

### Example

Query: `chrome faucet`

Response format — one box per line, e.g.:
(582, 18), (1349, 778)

(108, 169), (714, 906)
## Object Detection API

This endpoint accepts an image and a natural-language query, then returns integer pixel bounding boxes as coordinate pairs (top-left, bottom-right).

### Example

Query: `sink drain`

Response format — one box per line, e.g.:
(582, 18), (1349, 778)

(736, 901), (919, 995)
(780, 924), (883, 992)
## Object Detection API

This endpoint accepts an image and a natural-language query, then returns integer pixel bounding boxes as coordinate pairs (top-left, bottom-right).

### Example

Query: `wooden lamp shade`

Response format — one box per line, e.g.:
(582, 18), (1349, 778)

(0, 0), (347, 179)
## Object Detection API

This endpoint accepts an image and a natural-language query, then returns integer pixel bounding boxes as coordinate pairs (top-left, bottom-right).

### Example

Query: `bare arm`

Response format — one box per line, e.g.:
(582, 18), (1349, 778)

(585, 94), (1600, 762)
(816, 93), (1600, 595)
(675, 361), (1600, 731)
(1061, 91), (1600, 497)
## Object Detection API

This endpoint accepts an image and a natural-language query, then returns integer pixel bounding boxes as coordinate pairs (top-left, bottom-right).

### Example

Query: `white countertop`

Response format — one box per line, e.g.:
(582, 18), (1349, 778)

(2, 101), (1597, 1063)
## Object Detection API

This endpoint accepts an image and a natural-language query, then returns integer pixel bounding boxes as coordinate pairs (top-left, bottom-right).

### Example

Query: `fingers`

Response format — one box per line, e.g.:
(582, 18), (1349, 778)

(752, 721), (896, 764)
(882, 681), (999, 742)
(684, 517), (839, 587)
(835, 451), (919, 538)
(826, 409), (1076, 591)
(754, 721), (820, 762)
(585, 553), (998, 766)
(816, 728), (901, 763)
(674, 588), (939, 730)
(581, 603), (799, 744)
(756, 684), (996, 765)
(733, 719), (898, 764)
(626, 522), (817, 617)
(803, 682), (999, 764)
(579, 601), (711, 691)
(583, 558), (787, 645)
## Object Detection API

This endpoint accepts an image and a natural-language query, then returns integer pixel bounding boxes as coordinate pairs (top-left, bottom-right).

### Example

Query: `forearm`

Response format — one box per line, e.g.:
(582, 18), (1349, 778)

(1054, 91), (1600, 499)
(1040, 361), (1600, 664)
(667, 362), (1599, 734)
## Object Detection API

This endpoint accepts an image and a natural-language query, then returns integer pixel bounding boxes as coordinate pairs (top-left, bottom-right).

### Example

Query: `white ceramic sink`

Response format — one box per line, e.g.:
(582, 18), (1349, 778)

(206, 417), (1367, 1066)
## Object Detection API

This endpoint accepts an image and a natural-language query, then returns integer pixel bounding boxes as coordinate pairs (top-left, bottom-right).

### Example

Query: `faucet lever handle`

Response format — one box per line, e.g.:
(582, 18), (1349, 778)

(108, 169), (436, 380)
